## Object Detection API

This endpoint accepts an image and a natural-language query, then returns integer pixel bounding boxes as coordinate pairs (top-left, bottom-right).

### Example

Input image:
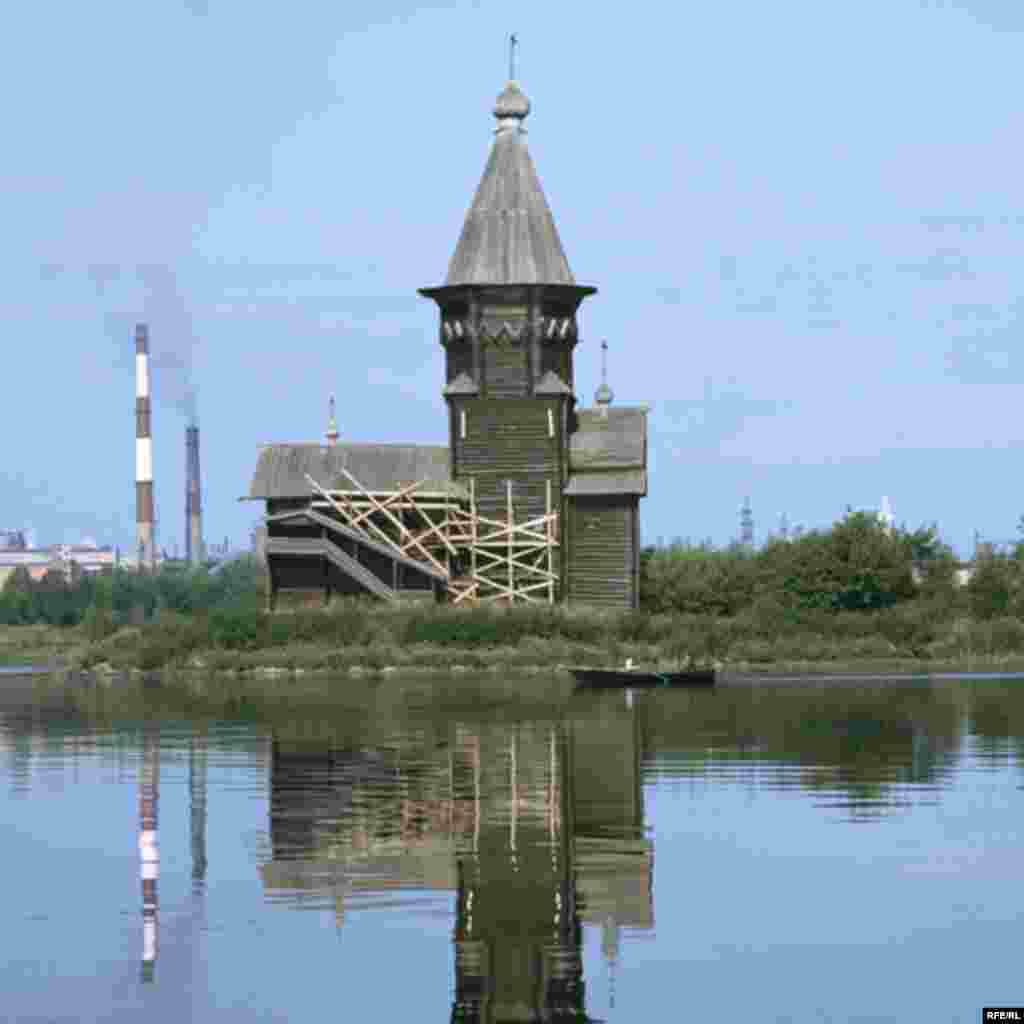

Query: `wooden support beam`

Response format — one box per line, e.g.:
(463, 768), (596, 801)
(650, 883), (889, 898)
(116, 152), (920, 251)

(546, 479), (554, 604)
(472, 547), (558, 581)
(307, 474), (411, 564)
(470, 478), (477, 599)
(337, 467), (449, 578)
(507, 481), (513, 601)
(299, 468), (560, 606)
(400, 515), (458, 557)
(336, 478), (426, 532)
(451, 582), (480, 605)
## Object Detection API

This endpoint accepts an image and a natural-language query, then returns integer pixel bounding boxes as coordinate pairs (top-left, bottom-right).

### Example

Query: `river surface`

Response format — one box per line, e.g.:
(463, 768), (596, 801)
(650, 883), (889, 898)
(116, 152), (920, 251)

(1, 672), (1022, 1023)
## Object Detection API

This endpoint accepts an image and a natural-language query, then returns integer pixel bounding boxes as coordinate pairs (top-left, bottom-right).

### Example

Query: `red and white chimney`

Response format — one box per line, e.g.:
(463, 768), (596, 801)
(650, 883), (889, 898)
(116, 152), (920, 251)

(135, 324), (155, 568)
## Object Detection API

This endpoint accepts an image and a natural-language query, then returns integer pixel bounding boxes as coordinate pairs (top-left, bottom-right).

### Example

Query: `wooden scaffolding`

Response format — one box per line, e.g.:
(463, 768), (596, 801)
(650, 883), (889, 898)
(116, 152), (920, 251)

(299, 469), (559, 604)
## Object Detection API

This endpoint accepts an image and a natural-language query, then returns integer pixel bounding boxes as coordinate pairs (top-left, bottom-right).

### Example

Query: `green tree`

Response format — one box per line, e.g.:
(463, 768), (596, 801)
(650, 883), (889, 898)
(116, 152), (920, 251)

(966, 550), (1017, 620)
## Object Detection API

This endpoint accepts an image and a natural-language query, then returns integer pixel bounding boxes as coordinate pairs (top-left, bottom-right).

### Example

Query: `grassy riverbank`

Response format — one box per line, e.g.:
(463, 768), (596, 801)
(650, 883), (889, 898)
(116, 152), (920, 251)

(0, 625), (86, 667)
(2, 600), (1023, 680)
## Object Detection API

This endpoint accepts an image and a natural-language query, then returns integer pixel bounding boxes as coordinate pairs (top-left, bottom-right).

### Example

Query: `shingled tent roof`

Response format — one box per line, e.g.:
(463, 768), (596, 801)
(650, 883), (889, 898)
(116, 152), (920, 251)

(444, 80), (576, 287)
(247, 444), (467, 499)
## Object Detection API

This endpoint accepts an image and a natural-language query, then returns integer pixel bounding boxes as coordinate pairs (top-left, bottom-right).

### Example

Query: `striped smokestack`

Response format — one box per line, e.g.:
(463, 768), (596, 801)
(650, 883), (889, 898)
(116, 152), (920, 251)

(185, 423), (204, 567)
(135, 324), (155, 568)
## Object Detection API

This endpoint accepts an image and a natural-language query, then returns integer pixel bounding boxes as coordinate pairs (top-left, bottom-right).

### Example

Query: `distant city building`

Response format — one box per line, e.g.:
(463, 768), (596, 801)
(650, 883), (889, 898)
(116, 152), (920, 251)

(0, 540), (116, 585)
(0, 529), (27, 550)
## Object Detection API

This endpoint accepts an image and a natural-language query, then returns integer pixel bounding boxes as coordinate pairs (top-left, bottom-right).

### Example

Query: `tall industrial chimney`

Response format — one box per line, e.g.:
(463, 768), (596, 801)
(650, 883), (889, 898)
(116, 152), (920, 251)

(135, 324), (155, 568)
(185, 423), (204, 567)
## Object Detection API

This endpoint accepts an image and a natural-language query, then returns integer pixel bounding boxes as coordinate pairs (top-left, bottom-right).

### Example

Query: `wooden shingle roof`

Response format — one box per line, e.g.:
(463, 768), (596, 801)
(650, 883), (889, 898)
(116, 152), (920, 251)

(569, 408), (648, 471)
(565, 470), (647, 496)
(566, 407), (648, 497)
(247, 444), (467, 499)
(444, 81), (577, 287)
(534, 370), (573, 395)
(442, 372), (479, 397)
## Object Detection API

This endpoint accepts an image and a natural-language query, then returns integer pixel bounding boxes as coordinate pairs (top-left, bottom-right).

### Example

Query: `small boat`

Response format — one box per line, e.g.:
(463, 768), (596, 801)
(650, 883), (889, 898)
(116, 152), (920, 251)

(571, 665), (716, 688)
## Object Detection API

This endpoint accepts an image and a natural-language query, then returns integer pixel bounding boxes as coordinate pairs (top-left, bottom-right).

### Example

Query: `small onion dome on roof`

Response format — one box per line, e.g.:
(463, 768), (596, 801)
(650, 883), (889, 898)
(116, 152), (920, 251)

(325, 396), (340, 445)
(494, 80), (531, 123)
(595, 340), (614, 413)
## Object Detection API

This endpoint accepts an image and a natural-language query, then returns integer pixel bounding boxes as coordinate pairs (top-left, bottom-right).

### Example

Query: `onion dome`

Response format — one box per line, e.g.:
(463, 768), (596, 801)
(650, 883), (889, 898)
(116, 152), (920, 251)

(493, 80), (531, 125)
(595, 341), (614, 413)
(325, 396), (339, 445)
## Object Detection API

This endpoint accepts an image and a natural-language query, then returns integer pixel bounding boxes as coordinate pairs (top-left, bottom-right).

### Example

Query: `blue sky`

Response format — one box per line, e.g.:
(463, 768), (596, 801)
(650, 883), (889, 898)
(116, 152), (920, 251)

(4, 0), (1024, 558)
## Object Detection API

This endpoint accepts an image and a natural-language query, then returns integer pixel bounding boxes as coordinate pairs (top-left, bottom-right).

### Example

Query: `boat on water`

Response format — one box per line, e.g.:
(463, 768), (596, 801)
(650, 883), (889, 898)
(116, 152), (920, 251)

(572, 658), (717, 688)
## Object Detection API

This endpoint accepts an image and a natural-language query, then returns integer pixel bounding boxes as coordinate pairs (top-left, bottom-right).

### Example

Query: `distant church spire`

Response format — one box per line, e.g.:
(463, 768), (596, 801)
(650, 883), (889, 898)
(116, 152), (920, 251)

(740, 496), (754, 548)
(595, 340), (614, 416)
(325, 396), (339, 446)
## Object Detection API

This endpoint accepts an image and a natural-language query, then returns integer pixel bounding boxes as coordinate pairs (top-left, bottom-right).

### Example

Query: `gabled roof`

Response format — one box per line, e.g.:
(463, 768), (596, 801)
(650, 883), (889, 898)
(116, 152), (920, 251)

(247, 444), (466, 500)
(534, 370), (573, 396)
(444, 81), (576, 287)
(569, 407), (648, 472)
(442, 372), (479, 397)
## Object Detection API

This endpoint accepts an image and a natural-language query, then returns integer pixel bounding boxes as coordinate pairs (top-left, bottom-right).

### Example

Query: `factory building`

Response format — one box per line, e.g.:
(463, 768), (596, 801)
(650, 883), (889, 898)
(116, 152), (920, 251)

(247, 75), (648, 609)
(0, 540), (115, 588)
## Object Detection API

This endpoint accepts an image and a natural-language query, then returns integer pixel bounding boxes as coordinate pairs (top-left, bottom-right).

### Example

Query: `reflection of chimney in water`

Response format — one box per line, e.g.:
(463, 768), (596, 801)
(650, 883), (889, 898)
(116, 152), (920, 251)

(189, 728), (208, 888)
(138, 725), (160, 982)
(135, 324), (155, 569)
(185, 424), (204, 567)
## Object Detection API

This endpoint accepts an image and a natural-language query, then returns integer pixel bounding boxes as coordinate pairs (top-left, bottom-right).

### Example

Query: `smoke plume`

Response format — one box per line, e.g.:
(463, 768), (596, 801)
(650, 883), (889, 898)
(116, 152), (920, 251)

(139, 264), (200, 426)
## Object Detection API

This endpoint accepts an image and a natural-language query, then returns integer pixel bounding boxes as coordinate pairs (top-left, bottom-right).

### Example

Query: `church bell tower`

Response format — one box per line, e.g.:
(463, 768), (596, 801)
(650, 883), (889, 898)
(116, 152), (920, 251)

(419, 75), (596, 553)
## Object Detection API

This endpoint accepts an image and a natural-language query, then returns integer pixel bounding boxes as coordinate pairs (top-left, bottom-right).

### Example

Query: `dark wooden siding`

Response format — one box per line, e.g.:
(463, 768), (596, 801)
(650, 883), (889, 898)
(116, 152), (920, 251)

(445, 340), (473, 382)
(566, 496), (638, 608)
(263, 507), (440, 602)
(539, 343), (571, 384)
(267, 520), (319, 540)
(484, 340), (527, 398)
(325, 560), (368, 597)
(266, 553), (325, 590)
(267, 498), (309, 516)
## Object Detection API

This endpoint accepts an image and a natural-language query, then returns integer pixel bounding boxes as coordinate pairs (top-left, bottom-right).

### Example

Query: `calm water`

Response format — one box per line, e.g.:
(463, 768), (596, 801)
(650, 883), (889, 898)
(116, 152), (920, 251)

(1, 673), (1023, 1023)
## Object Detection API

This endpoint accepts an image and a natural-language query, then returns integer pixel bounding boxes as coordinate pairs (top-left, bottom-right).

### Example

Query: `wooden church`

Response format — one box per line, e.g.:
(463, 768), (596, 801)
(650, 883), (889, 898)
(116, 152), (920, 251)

(248, 75), (648, 608)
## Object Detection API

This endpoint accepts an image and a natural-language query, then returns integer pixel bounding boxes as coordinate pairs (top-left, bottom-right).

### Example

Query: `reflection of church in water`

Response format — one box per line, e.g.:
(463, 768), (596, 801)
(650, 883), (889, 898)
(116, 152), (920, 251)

(262, 692), (653, 1022)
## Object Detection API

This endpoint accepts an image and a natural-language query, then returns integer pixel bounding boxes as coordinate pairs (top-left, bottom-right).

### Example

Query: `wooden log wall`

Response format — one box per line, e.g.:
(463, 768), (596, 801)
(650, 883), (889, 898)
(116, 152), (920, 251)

(565, 496), (638, 609)
(450, 397), (567, 524)
(485, 339), (527, 399)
